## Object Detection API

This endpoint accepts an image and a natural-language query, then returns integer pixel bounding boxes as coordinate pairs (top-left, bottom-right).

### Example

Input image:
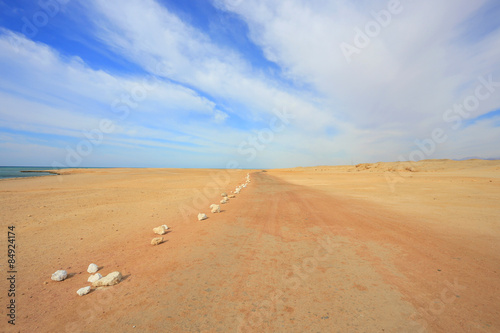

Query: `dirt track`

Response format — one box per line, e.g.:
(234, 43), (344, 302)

(1, 168), (499, 332)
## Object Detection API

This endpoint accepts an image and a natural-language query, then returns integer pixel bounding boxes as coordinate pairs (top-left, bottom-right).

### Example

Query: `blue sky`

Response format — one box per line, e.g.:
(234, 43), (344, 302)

(0, 0), (499, 168)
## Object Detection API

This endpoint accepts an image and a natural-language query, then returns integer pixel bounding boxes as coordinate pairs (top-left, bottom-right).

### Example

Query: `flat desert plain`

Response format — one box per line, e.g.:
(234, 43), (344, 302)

(0, 159), (499, 332)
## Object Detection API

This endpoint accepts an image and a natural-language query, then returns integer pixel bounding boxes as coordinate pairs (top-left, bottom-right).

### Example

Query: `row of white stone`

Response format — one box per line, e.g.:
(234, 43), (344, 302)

(51, 174), (251, 296)
(198, 173), (252, 221)
(149, 173), (251, 246)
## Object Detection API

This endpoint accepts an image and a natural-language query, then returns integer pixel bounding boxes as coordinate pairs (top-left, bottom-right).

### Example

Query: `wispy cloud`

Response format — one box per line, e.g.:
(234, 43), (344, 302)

(214, 0), (500, 160)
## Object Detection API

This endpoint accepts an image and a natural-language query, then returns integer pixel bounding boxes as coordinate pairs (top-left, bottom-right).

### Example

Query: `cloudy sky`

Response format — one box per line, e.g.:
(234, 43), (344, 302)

(0, 0), (499, 168)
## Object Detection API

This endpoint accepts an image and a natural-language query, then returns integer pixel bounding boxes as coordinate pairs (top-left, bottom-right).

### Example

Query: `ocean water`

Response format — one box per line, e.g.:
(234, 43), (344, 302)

(0, 166), (58, 179)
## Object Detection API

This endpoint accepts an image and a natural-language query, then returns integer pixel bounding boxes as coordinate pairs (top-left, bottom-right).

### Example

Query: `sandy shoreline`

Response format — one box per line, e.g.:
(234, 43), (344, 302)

(1, 161), (499, 332)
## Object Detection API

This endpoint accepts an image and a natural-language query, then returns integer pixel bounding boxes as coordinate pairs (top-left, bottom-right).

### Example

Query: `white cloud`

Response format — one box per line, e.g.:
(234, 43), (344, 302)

(215, 0), (500, 161)
(213, 110), (229, 123)
(82, 0), (342, 131)
(0, 31), (247, 166)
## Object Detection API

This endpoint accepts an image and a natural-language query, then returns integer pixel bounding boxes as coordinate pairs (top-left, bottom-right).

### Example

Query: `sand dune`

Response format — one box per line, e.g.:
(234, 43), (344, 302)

(0, 160), (499, 332)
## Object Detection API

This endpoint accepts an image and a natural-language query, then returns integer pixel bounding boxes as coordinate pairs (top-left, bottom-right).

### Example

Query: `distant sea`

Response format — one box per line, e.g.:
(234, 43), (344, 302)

(0, 166), (60, 180)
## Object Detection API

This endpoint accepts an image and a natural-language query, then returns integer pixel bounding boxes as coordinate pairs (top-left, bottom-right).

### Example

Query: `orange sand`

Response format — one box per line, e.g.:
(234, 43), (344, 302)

(0, 160), (498, 332)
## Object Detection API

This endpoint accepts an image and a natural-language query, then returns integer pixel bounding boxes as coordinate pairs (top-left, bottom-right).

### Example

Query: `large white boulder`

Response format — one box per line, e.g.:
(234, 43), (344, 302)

(92, 271), (122, 287)
(198, 213), (208, 221)
(87, 263), (99, 274)
(77, 286), (91, 296)
(51, 270), (67, 281)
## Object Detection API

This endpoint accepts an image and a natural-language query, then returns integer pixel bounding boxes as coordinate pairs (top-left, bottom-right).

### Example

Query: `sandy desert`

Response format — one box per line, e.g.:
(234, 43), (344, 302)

(0, 159), (499, 332)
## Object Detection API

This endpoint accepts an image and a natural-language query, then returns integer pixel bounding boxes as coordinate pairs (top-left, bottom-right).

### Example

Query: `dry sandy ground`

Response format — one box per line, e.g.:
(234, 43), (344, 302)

(0, 160), (499, 332)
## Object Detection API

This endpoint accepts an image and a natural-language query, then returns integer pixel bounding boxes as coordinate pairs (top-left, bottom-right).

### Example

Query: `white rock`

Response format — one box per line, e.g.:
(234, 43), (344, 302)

(153, 225), (167, 235)
(88, 273), (102, 283)
(51, 270), (67, 281)
(210, 204), (220, 213)
(87, 263), (99, 274)
(161, 225), (169, 230)
(198, 213), (208, 221)
(228, 194), (236, 198)
(235, 189), (240, 194)
(77, 286), (91, 296)
(92, 271), (122, 287)
(220, 197), (228, 204)
(221, 192), (227, 197)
